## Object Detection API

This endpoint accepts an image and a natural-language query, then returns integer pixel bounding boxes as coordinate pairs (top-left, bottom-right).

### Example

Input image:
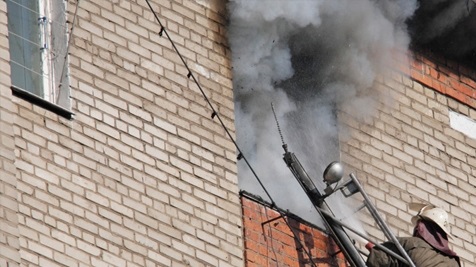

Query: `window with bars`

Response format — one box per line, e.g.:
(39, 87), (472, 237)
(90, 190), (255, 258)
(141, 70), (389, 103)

(6, 0), (70, 111)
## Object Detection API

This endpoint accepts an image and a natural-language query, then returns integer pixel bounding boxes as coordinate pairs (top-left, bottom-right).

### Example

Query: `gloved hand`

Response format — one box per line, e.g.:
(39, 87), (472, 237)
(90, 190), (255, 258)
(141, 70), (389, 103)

(365, 242), (374, 251)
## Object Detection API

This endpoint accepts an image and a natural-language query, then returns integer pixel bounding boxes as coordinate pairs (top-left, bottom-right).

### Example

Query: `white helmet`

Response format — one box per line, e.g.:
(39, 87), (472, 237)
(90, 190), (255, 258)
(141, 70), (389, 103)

(410, 204), (453, 239)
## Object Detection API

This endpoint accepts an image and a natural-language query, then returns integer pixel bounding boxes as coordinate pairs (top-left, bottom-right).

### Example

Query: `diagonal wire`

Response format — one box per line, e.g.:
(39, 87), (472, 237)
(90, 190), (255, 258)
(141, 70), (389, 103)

(143, 0), (276, 206)
(143, 1), (319, 266)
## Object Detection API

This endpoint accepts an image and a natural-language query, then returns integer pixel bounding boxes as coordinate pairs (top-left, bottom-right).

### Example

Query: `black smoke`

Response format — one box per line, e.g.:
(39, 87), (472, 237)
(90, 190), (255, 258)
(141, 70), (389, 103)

(408, 0), (476, 67)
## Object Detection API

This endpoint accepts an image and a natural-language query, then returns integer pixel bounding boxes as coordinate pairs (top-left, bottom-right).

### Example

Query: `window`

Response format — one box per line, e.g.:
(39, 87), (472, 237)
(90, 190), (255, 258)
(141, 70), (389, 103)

(7, 0), (70, 112)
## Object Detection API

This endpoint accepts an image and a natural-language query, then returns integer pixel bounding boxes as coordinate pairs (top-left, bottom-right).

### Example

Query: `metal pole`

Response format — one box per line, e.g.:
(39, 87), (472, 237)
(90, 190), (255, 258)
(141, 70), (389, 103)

(317, 208), (411, 264)
(284, 153), (367, 267)
(319, 210), (368, 267)
(349, 173), (416, 267)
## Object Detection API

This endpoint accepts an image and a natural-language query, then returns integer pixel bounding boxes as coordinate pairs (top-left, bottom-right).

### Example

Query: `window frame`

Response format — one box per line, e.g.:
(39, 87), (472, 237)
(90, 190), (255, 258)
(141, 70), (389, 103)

(7, 0), (73, 119)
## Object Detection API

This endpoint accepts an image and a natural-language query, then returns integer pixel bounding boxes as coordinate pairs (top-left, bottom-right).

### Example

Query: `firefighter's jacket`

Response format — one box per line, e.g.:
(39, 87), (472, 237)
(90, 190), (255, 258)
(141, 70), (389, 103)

(366, 236), (460, 267)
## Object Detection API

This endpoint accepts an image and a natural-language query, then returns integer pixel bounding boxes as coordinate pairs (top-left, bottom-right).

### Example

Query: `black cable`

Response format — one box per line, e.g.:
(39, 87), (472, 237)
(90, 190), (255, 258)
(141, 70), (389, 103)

(143, 1), (319, 266)
(143, 0), (276, 206)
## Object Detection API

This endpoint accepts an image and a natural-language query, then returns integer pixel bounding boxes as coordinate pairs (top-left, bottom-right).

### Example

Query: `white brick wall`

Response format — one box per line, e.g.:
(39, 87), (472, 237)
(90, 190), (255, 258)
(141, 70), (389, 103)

(341, 68), (476, 266)
(0, 0), (21, 265)
(1, 0), (243, 266)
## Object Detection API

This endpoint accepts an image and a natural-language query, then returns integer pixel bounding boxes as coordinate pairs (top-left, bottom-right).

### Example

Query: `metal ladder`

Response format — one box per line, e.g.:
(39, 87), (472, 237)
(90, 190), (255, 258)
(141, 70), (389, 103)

(283, 148), (416, 267)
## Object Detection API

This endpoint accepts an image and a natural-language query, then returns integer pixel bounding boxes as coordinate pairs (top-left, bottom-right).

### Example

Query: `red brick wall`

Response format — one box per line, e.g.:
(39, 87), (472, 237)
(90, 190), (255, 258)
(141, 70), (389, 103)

(408, 52), (476, 108)
(241, 195), (347, 267)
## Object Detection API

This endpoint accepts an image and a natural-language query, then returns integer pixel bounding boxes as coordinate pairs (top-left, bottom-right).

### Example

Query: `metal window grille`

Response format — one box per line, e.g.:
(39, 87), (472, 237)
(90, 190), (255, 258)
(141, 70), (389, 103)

(6, 0), (70, 108)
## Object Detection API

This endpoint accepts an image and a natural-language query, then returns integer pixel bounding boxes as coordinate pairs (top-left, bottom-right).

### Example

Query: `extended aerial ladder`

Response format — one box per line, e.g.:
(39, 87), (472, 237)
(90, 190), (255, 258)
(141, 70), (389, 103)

(282, 147), (416, 267)
(271, 106), (416, 267)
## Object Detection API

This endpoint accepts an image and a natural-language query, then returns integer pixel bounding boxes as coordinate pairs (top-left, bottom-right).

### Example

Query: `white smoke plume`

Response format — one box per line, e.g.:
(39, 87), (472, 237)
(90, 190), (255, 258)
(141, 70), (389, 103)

(228, 0), (418, 225)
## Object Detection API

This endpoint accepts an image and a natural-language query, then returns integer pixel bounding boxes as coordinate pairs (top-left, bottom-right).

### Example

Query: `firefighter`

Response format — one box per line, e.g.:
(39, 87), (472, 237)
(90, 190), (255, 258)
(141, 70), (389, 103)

(366, 204), (461, 267)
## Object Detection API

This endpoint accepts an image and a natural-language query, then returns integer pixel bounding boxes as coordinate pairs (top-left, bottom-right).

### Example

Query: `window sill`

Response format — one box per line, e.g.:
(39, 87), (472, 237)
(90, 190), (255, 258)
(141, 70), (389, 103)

(11, 86), (74, 120)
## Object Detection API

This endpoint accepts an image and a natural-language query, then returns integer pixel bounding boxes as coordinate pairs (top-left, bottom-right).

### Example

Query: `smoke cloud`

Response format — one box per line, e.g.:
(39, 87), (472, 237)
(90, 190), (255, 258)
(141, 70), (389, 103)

(228, 0), (418, 225)
(408, 0), (476, 62)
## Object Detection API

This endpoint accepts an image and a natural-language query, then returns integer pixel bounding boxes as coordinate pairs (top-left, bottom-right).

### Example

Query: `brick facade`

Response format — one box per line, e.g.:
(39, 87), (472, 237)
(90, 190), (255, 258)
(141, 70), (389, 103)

(241, 194), (347, 267)
(0, 0), (21, 265)
(340, 52), (476, 266)
(2, 0), (476, 266)
(409, 52), (476, 109)
(1, 1), (243, 266)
